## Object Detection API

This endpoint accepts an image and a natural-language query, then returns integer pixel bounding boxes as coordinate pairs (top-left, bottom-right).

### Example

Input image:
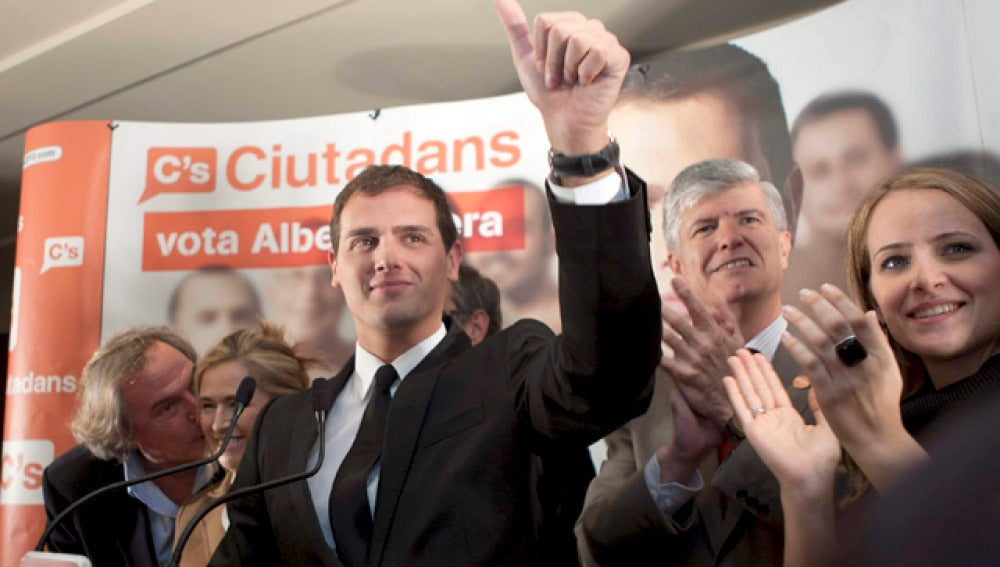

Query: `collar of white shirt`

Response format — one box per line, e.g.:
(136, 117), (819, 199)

(352, 323), (448, 394)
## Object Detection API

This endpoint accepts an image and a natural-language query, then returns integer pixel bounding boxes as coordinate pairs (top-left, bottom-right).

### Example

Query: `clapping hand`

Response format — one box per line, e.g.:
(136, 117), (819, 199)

(723, 349), (840, 492)
(780, 284), (927, 491)
(661, 276), (744, 427)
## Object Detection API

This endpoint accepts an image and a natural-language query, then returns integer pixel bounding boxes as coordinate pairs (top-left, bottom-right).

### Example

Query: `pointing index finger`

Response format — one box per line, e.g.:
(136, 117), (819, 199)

(494, 0), (532, 59)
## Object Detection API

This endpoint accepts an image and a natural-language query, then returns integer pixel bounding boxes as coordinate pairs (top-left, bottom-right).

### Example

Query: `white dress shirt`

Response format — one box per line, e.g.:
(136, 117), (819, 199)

(124, 452), (211, 566)
(306, 325), (447, 551)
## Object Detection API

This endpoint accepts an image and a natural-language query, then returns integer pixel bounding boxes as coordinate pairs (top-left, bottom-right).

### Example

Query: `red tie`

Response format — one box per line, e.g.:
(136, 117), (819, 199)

(716, 438), (737, 464)
(716, 347), (758, 509)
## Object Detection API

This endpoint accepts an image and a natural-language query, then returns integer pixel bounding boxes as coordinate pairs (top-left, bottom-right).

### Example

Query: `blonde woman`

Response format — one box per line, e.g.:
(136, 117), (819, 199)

(173, 321), (321, 566)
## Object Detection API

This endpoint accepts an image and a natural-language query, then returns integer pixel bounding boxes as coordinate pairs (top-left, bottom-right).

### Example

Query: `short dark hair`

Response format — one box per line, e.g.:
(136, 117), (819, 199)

(619, 43), (794, 228)
(791, 90), (899, 151)
(329, 165), (458, 256)
(449, 263), (502, 337)
(168, 266), (261, 323)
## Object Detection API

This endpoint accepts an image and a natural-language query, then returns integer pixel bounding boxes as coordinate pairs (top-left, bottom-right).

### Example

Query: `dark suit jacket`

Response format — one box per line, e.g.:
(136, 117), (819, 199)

(42, 444), (159, 567)
(531, 446), (596, 566)
(210, 175), (661, 566)
(577, 346), (807, 566)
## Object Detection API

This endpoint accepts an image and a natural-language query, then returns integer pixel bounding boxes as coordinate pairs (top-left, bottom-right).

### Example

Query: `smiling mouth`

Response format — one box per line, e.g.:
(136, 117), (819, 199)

(712, 259), (752, 273)
(371, 281), (410, 292)
(911, 303), (961, 319)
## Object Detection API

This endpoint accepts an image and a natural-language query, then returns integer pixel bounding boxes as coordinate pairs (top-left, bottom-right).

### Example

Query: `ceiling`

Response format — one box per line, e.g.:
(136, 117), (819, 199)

(0, 0), (839, 331)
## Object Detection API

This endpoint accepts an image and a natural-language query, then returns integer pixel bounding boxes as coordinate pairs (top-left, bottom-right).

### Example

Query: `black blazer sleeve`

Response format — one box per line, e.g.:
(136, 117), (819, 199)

(521, 169), (661, 448)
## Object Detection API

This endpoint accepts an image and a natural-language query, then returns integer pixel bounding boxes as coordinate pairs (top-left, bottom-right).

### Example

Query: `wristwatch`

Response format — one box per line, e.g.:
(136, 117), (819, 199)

(548, 136), (620, 179)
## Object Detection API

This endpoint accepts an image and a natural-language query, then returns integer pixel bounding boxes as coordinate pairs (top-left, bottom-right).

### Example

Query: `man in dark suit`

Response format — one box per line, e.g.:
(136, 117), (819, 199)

(446, 263), (595, 566)
(578, 159), (809, 566)
(209, 1), (661, 565)
(42, 327), (207, 566)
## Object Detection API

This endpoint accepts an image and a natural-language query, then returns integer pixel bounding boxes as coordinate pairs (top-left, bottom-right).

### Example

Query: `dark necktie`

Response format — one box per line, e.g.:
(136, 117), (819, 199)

(330, 364), (398, 567)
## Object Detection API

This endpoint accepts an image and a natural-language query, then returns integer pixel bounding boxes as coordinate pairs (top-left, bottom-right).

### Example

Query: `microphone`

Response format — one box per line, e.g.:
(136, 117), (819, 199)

(167, 380), (331, 567)
(35, 377), (257, 553)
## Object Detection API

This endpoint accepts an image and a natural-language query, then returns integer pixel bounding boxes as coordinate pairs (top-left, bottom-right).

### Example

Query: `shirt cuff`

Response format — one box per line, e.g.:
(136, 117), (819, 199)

(548, 167), (628, 205)
(643, 453), (703, 518)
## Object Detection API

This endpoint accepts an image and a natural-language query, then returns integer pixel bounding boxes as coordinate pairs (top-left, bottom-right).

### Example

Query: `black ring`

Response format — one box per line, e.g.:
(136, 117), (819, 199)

(835, 335), (868, 367)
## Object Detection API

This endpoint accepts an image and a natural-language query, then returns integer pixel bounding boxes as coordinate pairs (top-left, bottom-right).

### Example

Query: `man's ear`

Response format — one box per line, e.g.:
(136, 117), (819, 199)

(328, 249), (341, 289)
(667, 252), (683, 276)
(783, 165), (804, 244)
(778, 230), (792, 270)
(464, 309), (491, 346)
(447, 240), (464, 282)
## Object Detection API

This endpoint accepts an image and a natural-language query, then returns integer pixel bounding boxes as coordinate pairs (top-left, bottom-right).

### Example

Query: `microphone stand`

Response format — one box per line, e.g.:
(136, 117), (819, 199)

(36, 377), (257, 552)
(167, 386), (331, 567)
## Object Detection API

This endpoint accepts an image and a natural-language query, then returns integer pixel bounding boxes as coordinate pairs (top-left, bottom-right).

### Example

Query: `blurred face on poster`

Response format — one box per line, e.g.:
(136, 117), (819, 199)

(794, 107), (902, 234)
(169, 270), (261, 358)
(265, 265), (348, 345)
(466, 184), (554, 309)
(610, 93), (770, 315)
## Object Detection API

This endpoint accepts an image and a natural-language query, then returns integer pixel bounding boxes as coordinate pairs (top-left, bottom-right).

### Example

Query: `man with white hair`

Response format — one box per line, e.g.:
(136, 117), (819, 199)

(579, 159), (812, 566)
(43, 327), (207, 566)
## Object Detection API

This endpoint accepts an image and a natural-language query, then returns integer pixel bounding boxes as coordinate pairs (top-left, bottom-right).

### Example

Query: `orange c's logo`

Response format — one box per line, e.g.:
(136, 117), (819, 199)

(140, 147), (217, 203)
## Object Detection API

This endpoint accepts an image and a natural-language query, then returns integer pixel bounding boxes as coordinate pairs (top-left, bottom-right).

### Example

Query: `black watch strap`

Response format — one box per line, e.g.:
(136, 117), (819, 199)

(548, 137), (620, 178)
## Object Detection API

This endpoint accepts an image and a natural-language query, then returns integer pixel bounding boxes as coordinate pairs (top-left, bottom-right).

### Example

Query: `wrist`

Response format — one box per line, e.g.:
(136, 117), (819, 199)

(545, 120), (613, 156)
(656, 445), (703, 485)
(548, 135), (620, 187)
(778, 466), (837, 503)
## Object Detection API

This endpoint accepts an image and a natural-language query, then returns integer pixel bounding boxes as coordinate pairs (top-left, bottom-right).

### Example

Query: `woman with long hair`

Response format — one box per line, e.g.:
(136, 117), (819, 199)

(173, 320), (322, 566)
(724, 167), (1000, 565)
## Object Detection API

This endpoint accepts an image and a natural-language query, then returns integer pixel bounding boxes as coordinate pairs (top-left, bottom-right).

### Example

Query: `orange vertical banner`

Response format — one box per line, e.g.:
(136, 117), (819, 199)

(2, 121), (111, 566)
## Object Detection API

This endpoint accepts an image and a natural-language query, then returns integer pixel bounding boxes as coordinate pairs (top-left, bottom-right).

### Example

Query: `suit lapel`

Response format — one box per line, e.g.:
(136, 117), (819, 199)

(369, 327), (470, 566)
(716, 494), (746, 559)
(289, 363), (353, 564)
(693, 457), (725, 556)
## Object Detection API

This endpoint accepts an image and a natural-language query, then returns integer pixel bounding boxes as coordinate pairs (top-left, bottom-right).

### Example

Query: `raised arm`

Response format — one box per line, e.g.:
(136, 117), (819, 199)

(494, 0), (628, 184)
(494, 0), (660, 445)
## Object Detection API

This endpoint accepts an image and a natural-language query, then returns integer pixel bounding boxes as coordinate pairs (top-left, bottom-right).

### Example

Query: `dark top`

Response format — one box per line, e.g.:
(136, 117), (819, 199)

(901, 354), (1000, 438)
(42, 445), (158, 567)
